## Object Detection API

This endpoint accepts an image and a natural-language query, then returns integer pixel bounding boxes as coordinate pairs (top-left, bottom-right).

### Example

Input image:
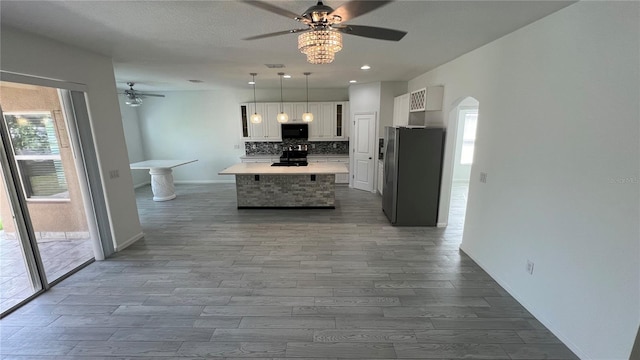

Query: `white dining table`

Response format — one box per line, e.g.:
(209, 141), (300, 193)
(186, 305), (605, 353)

(130, 159), (197, 201)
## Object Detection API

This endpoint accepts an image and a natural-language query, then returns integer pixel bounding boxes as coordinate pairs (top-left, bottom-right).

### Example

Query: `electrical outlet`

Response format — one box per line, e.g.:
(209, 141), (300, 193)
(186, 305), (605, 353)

(312, 144), (316, 149)
(274, 144), (278, 149)
(480, 172), (488, 183)
(109, 169), (119, 179)
(234, 144), (240, 149)
(526, 260), (534, 275)
(333, 143), (337, 148)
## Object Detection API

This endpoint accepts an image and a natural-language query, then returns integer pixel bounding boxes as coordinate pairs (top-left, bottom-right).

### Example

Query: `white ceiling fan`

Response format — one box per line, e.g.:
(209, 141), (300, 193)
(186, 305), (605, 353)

(121, 82), (165, 107)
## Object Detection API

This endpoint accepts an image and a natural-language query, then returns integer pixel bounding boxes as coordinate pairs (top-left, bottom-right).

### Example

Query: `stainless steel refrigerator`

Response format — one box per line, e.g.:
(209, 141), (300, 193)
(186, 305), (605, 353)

(382, 126), (445, 226)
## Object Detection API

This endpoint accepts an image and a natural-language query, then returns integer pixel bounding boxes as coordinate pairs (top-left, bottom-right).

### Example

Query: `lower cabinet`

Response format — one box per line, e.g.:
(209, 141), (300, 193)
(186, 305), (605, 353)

(309, 156), (349, 184)
(241, 156), (279, 163)
(243, 156), (350, 184)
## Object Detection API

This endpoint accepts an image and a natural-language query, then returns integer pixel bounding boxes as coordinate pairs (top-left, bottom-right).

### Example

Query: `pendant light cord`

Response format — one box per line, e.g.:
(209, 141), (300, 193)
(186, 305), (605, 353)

(305, 73), (309, 112)
(280, 74), (284, 112)
(252, 74), (257, 114)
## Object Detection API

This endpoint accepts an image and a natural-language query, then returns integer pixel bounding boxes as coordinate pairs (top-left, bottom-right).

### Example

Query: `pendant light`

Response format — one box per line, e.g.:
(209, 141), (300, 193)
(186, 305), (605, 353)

(302, 72), (313, 123)
(249, 73), (262, 124)
(276, 72), (288, 123)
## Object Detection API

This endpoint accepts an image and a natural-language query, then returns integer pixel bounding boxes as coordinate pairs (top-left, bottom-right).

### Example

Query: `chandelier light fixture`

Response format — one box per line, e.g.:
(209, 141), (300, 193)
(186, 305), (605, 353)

(298, 28), (343, 65)
(276, 72), (289, 123)
(302, 72), (313, 123)
(125, 94), (143, 107)
(249, 73), (262, 124)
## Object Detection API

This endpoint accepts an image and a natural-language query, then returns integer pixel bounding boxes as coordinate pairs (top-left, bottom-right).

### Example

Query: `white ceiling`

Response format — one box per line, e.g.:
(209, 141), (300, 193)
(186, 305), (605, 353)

(1, 0), (574, 91)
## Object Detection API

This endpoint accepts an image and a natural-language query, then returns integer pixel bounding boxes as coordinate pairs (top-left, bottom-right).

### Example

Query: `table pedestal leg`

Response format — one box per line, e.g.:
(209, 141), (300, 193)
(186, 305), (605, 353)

(149, 168), (176, 201)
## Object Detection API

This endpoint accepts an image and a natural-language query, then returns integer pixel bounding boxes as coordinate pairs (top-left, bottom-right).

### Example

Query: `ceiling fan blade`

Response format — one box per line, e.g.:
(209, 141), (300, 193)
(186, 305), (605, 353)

(336, 24), (406, 41)
(240, 0), (301, 20)
(243, 29), (309, 40)
(137, 93), (165, 98)
(329, 1), (393, 22)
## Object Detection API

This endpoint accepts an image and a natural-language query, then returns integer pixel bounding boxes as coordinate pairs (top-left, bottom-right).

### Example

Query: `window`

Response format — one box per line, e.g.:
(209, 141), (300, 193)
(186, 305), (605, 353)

(3, 112), (69, 200)
(460, 110), (478, 165)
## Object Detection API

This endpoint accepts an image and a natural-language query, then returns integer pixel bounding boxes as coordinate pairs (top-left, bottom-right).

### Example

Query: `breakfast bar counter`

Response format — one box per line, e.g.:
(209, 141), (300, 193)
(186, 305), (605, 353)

(219, 163), (348, 208)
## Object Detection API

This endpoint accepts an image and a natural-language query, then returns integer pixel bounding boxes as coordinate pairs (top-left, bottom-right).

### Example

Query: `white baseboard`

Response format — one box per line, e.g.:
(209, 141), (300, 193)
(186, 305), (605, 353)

(133, 181), (150, 189)
(115, 232), (144, 252)
(437, 222), (447, 227)
(174, 180), (235, 184)
(458, 244), (587, 360)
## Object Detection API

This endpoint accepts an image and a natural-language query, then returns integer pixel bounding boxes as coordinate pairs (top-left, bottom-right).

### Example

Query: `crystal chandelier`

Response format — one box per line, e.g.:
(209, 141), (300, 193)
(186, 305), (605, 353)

(298, 28), (343, 64)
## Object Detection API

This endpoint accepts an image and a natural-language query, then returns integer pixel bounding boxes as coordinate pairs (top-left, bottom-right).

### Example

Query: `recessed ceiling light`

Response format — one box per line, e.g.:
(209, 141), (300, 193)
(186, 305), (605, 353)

(349, 80), (357, 83)
(188, 79), (204, 83)
(283, 74), (292, 79)
(360, 65), (371, 70)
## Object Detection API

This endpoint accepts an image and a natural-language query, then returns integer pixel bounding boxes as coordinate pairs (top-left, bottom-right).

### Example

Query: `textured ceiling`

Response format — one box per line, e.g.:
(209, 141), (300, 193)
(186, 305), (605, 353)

(1, 0), (574, 91)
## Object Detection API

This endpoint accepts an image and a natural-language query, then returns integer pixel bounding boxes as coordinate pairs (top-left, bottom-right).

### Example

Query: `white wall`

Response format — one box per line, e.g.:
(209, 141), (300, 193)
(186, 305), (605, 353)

(379, 81), (408, 133)
(408, 2), (639, 359)
(1, 27), (143, 250)
(129, 87), (349, 183)
(118, 98), (149, 187)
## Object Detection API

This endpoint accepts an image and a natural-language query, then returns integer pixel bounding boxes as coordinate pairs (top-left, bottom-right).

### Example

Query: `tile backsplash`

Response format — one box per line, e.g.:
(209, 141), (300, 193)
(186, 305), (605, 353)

(245, 140), (349, 155)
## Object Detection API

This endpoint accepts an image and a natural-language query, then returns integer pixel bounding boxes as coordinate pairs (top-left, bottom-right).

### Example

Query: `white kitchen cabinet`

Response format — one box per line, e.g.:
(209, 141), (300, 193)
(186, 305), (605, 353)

(334, 102), (348, 140)
(283, 103), (306, 123)
(244, 103), (282, 141)
(393, 94), (409, 127)
(241, 155), (279, 163)
(242, 101), (348, 141)
(309, 102), (334, 140)
(309, 102), (349, 141)
(329, 158), (350, 184)
(264, 103), (282, 141)
(309, 156), (349, 184)
(409, 86), (444, 112)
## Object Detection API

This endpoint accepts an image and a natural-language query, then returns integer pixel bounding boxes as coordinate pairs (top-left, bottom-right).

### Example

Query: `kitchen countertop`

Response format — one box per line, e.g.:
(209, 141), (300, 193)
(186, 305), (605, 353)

(240, 154), (348, 159)
(219, 162), (348, 175)
(130, 159), (197, 170)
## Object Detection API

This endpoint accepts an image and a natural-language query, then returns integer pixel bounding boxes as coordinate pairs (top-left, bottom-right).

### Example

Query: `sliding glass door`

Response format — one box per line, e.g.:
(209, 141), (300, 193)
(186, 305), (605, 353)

(0, 80), (103, 316)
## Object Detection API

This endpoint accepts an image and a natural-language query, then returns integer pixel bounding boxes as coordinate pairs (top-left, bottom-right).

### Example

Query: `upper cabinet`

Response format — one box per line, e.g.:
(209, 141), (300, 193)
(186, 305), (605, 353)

(240, 103), (282, 141)
(283, 103), (307, 122)
(309, 101), (349, 141)
(242, 101), (348, 141)
(409, 86), (444, 112)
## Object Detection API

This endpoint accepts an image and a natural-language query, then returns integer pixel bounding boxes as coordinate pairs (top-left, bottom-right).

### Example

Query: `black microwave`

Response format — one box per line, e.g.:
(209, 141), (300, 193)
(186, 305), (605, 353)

(282, 124), (308, 139)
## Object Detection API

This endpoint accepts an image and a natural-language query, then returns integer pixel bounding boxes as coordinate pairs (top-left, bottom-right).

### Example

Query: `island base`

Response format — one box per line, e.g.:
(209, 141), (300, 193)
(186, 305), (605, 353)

(235, 174), (335, 208)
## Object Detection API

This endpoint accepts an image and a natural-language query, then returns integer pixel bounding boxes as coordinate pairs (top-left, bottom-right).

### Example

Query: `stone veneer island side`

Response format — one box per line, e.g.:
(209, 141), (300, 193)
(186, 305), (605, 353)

(218, 163), (349, 208)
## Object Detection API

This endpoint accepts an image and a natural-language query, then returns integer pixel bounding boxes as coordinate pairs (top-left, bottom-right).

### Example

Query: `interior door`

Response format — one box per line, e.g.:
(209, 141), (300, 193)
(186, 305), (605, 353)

(352, 113), (376, 192)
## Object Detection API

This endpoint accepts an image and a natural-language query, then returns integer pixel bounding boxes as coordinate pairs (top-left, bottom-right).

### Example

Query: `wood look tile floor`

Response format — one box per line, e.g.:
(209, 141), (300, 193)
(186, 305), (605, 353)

(0, 183), (579, 359)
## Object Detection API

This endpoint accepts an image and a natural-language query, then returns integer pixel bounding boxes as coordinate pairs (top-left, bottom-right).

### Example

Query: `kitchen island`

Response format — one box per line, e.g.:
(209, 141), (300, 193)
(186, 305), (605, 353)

(219, 162), (349, 208)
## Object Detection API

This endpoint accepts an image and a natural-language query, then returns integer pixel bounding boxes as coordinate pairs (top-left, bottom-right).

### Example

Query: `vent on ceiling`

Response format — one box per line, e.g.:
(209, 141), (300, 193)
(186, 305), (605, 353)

(265, 64), (285, 68)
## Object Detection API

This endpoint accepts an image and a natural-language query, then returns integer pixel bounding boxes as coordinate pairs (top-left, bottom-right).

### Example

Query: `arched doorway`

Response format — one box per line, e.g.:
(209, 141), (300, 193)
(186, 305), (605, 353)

(445, 96), (479, 231)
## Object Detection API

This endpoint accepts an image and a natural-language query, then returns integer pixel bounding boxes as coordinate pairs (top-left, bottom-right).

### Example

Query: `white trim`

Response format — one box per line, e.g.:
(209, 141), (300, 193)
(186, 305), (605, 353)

(133, 181), (151, 189)
(459, 245), (587, 360)
(174, 180), (236, 184)
(436, 222), (447, 227)
(114, 232), (144, 252)
(0, 71), (88, 92)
